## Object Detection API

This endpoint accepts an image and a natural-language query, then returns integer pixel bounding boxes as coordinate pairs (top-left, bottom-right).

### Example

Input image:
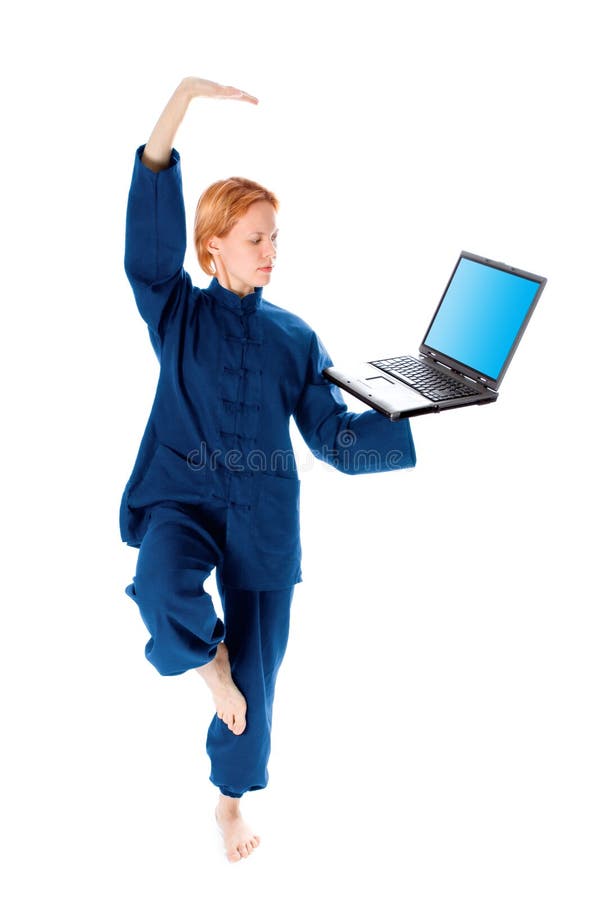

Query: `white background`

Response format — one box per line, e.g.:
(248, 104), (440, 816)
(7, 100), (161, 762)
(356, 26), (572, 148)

(2, 0), (598, 897)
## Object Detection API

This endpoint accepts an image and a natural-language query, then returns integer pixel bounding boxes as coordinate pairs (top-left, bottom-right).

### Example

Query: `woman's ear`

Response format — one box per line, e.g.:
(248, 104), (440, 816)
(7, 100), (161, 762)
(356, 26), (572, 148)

(206, 237), (220, 256)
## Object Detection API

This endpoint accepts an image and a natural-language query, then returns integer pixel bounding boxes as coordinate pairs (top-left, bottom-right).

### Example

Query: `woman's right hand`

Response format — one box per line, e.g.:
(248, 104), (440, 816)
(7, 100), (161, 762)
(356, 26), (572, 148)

(179, 76), (259, 105)
(142, 77), (259, 171)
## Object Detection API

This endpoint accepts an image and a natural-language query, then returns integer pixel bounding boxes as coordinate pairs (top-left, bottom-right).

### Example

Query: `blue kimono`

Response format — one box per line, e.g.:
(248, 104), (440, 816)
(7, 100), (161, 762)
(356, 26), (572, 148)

(121, 145), (416, 796)
(121, 146), (416, 589)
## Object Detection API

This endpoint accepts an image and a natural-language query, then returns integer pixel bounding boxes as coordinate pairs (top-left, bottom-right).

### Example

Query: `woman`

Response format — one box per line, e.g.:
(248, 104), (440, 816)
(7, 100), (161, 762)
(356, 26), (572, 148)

(121, 76), (417, 862)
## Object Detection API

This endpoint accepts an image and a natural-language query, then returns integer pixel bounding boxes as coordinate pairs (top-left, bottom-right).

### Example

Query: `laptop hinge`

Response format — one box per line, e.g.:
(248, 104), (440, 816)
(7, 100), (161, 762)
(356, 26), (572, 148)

(423, 353), (464, 379)
(423, 353), (496, 392)
(476, 375), (498, 394)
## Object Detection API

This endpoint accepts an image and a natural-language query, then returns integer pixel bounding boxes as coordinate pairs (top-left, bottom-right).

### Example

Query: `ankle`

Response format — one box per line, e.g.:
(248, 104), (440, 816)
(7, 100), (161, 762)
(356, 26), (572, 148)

(196, 643), (228, 685)
(217, 794), (241, 818)
(214, 642), (230, 669)
(196, 655), (217, 685)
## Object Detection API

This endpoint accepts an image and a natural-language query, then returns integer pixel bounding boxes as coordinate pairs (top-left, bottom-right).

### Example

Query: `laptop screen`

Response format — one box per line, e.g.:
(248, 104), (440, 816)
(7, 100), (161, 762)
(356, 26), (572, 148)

(422, 256), (542, 381)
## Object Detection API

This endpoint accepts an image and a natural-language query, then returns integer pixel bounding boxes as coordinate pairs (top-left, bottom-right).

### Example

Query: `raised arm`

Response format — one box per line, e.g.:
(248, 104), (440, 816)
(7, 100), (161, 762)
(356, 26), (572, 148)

(142, 77), (259, 172)
(125, 77), (258, 342)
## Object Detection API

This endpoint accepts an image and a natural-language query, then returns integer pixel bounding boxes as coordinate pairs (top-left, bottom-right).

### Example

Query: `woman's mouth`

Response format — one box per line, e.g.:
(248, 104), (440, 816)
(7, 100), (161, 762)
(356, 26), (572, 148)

(258, 266), (273, 272)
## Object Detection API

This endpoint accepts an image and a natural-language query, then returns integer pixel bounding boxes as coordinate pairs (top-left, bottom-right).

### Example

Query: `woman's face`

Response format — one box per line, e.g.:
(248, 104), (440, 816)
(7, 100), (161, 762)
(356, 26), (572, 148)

(208, 200), (278, 297)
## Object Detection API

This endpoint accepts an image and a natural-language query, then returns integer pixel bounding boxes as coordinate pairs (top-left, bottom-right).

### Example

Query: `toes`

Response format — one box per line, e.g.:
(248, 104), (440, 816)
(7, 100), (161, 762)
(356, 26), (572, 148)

(222, 830), (259, 862)
(218, 708), (247, 735)
(232, 715), (247, 736)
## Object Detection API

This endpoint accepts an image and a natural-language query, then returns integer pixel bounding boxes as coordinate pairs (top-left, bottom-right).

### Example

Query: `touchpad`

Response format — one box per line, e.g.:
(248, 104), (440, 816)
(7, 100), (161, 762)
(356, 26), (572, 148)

(359, 374), (429, 409)
(365, 375), (394, 385)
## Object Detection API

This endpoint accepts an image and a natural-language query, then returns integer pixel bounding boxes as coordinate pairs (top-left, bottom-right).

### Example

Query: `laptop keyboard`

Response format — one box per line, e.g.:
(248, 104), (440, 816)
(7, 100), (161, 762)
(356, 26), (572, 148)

(369, 356), (481, 402)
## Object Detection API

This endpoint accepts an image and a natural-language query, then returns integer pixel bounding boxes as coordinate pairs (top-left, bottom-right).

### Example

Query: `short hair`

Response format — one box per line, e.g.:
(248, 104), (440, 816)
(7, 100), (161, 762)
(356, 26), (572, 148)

(194, 177), (279, 276)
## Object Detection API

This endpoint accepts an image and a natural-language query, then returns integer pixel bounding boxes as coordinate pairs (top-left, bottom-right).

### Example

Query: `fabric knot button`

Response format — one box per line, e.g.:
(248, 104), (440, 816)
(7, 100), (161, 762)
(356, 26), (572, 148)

(221, 399), (260, 413)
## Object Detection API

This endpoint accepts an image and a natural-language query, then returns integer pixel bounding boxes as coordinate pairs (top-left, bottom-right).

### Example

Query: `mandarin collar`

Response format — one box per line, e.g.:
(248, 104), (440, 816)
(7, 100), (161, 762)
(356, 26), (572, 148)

(206, 277), (263, 314)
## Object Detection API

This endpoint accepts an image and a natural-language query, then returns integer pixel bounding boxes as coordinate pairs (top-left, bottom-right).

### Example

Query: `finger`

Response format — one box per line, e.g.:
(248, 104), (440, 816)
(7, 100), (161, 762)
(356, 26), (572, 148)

(222, 85), (259, 104)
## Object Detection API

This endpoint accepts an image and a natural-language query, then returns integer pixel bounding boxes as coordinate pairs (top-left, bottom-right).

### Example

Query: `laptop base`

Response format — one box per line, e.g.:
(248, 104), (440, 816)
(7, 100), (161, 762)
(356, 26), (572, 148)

(323, 361), (497, 421)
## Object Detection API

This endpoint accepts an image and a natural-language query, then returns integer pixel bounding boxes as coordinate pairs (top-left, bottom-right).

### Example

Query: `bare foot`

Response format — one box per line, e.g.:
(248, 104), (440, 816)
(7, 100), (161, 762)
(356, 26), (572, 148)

(216, 795), (260, 862)
(196, 642), (247, 735)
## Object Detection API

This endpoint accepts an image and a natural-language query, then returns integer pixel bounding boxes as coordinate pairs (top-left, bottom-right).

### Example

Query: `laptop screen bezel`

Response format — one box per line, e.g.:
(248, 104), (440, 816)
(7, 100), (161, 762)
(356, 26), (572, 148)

(418, 251), (547, 390)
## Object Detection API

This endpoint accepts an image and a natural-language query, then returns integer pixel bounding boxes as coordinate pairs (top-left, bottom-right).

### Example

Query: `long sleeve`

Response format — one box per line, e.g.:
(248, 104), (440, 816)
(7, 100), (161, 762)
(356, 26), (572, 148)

(124, 145), (191, 345)
(293, 332), (417, 474)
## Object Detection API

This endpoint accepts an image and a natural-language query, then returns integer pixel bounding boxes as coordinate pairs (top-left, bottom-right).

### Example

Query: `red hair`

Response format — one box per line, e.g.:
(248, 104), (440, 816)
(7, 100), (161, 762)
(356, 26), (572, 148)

(194, 177), (279, 276)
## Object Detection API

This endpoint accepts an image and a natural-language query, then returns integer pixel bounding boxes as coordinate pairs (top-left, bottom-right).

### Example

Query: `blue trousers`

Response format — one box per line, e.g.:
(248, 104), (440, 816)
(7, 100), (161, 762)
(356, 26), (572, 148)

(125, 502), (294, 798)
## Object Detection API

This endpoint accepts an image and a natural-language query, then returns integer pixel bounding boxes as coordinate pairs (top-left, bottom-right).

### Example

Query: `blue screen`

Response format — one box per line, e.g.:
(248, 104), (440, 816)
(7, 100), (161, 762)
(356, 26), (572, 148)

(423, 257), (540, 380)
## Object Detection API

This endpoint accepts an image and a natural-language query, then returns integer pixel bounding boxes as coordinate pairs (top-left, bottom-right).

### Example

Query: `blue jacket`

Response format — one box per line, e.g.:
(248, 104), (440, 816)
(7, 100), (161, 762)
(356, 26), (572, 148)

(120, 146), (417, 589)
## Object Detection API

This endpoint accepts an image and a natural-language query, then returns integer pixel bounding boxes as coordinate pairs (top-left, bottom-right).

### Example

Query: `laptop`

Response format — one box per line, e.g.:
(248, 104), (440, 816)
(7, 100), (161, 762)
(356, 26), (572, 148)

(323, 251), (546, 420)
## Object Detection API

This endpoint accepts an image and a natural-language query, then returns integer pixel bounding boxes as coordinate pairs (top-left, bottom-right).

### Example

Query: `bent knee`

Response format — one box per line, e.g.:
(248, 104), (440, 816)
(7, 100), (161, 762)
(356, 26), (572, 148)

(133, 564), (212, 609)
